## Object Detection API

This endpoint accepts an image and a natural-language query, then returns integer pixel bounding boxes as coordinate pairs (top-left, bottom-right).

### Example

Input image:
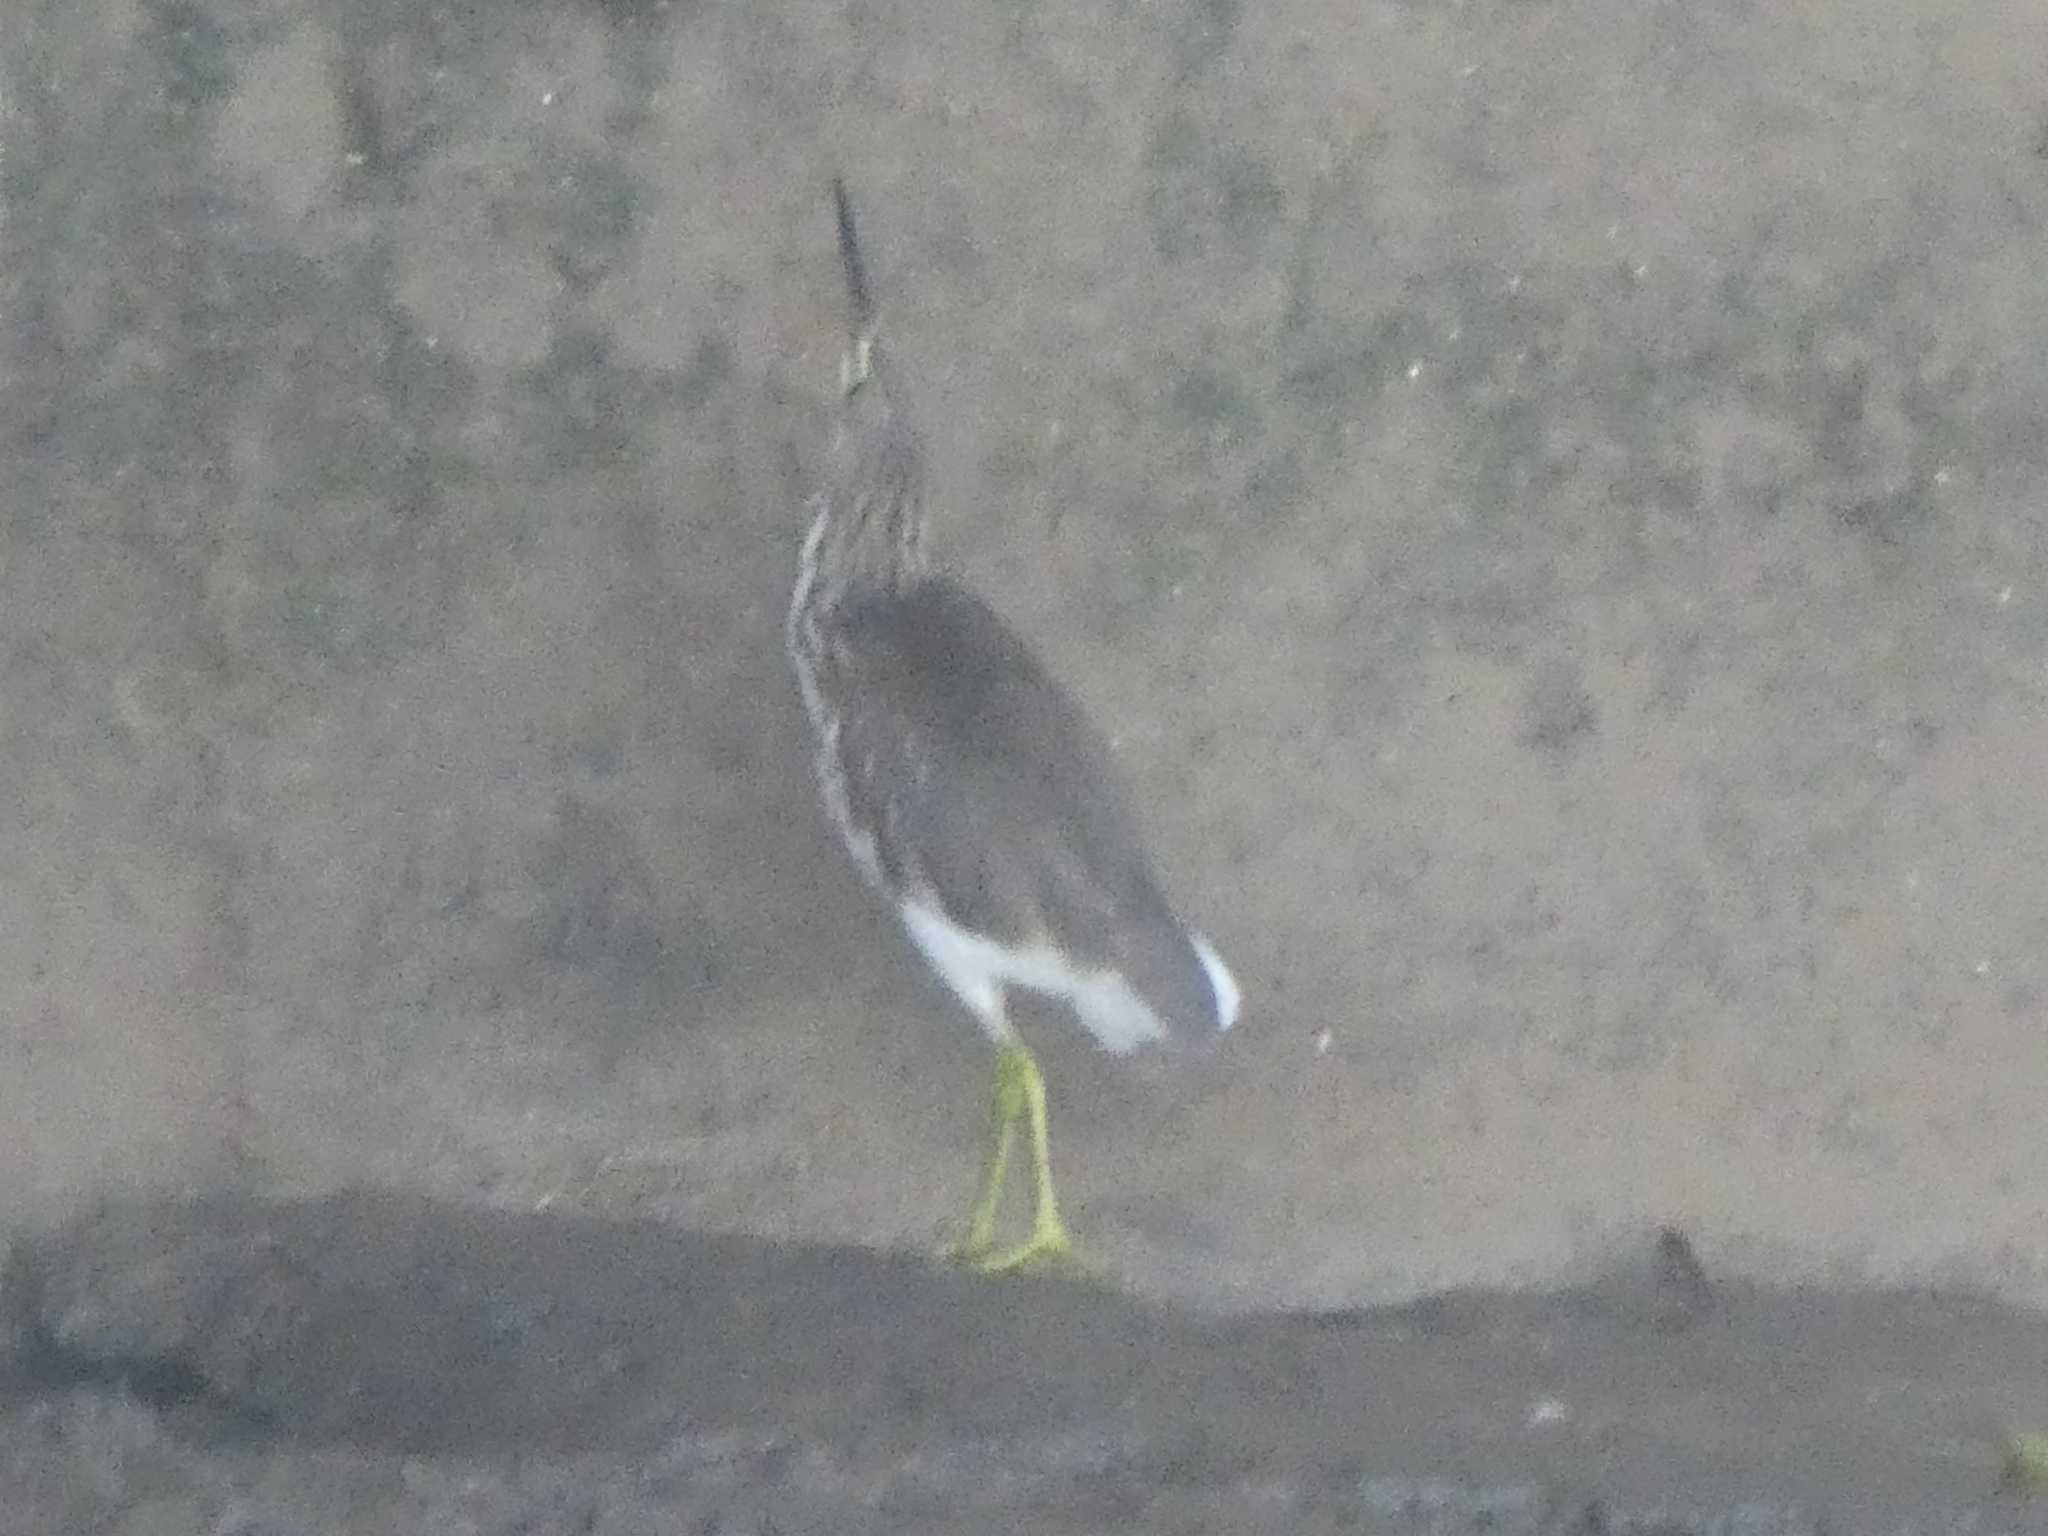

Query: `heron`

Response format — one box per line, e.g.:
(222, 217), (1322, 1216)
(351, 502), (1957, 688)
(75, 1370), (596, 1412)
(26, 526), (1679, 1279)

(786, 180), (1240, 1272)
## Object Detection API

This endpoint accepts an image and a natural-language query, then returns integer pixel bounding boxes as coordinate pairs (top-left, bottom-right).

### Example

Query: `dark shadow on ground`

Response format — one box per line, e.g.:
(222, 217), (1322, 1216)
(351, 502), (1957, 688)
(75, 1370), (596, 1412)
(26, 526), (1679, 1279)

(8, 1191), (2048, 1532)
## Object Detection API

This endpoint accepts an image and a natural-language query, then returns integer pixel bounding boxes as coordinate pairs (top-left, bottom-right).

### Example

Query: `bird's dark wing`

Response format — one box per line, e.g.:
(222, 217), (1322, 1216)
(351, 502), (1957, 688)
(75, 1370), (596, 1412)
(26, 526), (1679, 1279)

(825, 578), (1215, 1026)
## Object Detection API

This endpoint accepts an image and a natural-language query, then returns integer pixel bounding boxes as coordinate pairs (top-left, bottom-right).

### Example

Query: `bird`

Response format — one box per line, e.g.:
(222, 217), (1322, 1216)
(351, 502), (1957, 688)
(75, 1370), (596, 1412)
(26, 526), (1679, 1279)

(786, 179), (1241, 1272)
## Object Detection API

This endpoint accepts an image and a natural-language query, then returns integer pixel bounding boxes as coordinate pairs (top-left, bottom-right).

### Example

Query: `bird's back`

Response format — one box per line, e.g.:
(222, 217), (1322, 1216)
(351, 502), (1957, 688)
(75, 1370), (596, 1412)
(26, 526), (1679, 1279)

(813, 576), (1232, 1044)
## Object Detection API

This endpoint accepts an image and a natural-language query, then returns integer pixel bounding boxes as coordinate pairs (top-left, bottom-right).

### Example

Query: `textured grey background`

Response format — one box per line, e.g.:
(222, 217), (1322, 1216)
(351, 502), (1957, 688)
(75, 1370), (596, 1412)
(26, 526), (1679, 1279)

(5, 0), (2048, 1315)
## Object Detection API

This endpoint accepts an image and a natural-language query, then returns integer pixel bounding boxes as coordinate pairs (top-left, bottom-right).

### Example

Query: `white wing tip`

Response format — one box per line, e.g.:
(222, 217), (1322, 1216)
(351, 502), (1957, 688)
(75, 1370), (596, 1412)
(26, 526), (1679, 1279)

(1191, 933), (1241, 1031)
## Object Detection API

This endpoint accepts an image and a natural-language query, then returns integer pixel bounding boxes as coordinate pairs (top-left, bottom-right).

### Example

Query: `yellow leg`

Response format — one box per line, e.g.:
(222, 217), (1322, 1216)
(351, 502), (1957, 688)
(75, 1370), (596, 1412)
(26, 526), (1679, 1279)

(947, 1058), (1020, 1263)
(944, 1041), (1076, 1273)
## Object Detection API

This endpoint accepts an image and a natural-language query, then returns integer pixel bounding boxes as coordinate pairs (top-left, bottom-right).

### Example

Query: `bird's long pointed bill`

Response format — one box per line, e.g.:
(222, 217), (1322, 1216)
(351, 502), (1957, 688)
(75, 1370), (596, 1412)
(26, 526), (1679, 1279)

(830, 178), (878, 395)
(830, 177), (875, 332)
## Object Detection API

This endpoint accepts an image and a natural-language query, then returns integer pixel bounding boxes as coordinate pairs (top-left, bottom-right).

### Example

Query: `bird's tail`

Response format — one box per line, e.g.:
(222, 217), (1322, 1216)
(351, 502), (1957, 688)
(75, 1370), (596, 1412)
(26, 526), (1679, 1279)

(831, 178), (880, 396)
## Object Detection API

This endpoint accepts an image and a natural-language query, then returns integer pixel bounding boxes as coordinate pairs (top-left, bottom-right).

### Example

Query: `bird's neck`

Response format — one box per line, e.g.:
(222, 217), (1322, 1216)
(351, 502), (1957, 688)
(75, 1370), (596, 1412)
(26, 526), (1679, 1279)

(795, 393), (933, 614)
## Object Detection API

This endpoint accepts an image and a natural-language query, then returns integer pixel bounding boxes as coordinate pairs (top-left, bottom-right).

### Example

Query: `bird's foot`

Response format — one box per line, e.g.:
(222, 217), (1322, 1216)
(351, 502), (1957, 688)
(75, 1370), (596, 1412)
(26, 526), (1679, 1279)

(950, 1210), (1082, 1275)
(940, 1224), (996, 1267)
